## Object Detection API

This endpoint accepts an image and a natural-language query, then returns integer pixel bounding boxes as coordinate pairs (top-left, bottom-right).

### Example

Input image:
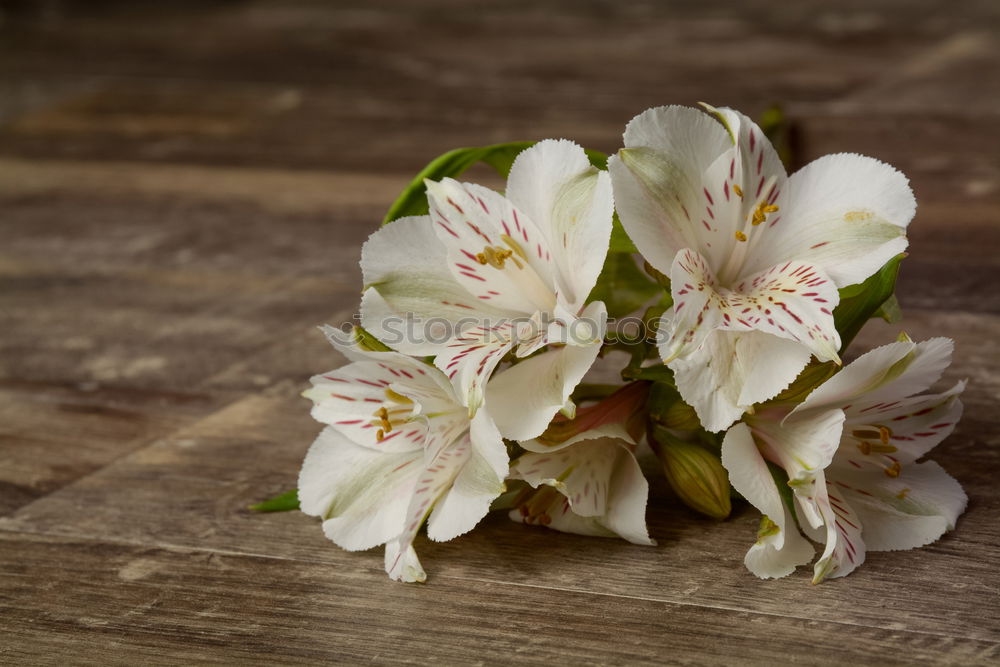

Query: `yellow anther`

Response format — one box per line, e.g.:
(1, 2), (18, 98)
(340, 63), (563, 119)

(374, 406), (393, 432)
(884, 461), (901, 478)
(478, 245), (514, 269)
(750, 201), (778, 226)
(852, 429), (881, 440)
(878, 425), (892, 445)
(732, 184), (744, 198)
(735, 230), (748, 242)
(376, 429), (385, 442)
(857, 441), (873, 456)
(896, 487), (910, 500)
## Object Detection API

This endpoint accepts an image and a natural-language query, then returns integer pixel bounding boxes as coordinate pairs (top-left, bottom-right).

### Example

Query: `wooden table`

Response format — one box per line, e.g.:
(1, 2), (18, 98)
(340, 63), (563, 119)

(2, 1), (998, 663)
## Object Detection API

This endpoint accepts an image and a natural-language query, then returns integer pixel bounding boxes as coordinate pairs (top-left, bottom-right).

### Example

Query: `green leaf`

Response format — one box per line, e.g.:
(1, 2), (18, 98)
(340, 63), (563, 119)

(382, 141), (535, 225)
(354, 325), (392, 352)
(588, 253), (662, 319)
(623, 363), (675, 383)
(875, 293), (902, 323)
(609, 214), (638, 253)
(584, 148), (609, 170)
(833, 254), (904, 352)
(757, 104), (794, 169)
(249, 489), (299, 512)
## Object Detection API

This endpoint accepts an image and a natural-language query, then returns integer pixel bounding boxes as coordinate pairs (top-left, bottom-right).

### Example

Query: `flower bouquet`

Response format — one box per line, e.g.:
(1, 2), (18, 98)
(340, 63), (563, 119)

(254, 103), (966, 584)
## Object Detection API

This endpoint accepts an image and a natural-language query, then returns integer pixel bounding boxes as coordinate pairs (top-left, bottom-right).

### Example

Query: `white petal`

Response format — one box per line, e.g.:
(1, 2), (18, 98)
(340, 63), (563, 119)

(508, 502), (617, 539)
(432, 320), (516, 413)
(298, 426), (421, 552)
(708, 107), (788, 200)
(506, 139), (615, 309)
(669, 330), (813, 432)
(726, 260), (842, 363)
(832, 460), (967, 552)
(304, 342), (461, 452)
(812, 480), (866, 582)
(721, 423), (814, 578)
(486, 342), (604, 442)
(834, 382), (965, 474)
(384, 541), (425, 583)
(385, 433), (480, 581)
(662, 250), (842, 364)
(426, 423), (506, 542)
(602, 449), (656, 545)
(426, 178), (558, 315)
(751, 408), (846, 528)
(510, 431), (653, 545)
(703, 105), (789, 278)
(360, 215), (514, 331)
(511, 437), (619, 518)
(658, 249), (725, 362)
(796, 337), (954, 417)
(743, 153), (914, 287)
(610, 105), (732, 274)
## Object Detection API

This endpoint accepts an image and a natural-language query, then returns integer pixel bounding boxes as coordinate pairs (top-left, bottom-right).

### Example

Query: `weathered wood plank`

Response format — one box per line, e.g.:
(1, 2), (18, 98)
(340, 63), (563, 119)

(0, 383), (227, 516)
(1, 2), (997, 176)
(2, 532), (998, 665)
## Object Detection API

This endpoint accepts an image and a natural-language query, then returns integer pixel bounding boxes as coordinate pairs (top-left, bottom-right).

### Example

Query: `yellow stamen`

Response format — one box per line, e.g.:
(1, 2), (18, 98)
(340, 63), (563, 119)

(735, 230), (748, 242)
(477, 245), (514, 269)
(884, 461), (901, 478)
(500, 234), (528, 261)
(878, 425), (892, 445)
(375, 406), (392, 432)
(750, 201), (779, 226)
(376, 428), (385, 442)
(857, 441), (872, 456)
(896, 487), (910, 500)
(732, 184), (744, 198)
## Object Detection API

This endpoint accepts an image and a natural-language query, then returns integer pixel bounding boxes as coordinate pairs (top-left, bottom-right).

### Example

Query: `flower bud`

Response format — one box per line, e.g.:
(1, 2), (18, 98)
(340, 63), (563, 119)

(657, 399), (701, 431)
(655, 432), (731, 520)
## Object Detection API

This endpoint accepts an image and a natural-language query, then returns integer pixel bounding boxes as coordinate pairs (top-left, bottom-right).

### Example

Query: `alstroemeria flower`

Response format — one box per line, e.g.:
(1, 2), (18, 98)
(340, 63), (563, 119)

(721, 337), (966, 583)
(609, 104), (916, 431)
(509, 424), (655, 545)
(298, 329), (508, 582)
(361, 140), (613, 440)
(506, 383), (655, 544)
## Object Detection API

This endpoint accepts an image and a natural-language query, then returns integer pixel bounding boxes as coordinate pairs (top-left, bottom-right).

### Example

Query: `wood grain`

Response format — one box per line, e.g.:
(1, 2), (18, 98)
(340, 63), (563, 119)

(1, 0), (999, 663)
(7, 532), (998, 666)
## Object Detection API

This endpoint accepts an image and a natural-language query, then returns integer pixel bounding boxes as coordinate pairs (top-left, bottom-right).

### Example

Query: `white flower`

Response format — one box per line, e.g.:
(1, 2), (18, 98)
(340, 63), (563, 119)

(506, 383), (656, 545)
(720, 337), (966, 583)
(298, 330), (508, 582)
(360, 140), (613, 440)
(509, 424), (655, 545)
(609, 104), (916, 431)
